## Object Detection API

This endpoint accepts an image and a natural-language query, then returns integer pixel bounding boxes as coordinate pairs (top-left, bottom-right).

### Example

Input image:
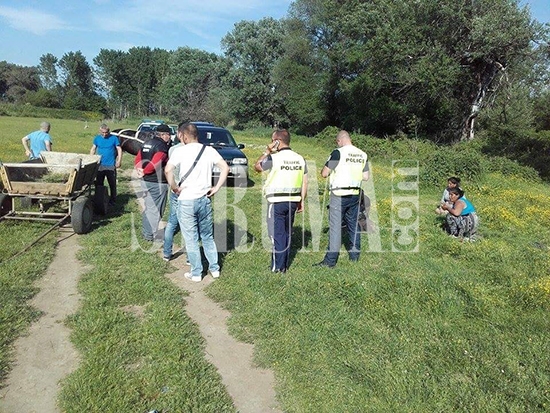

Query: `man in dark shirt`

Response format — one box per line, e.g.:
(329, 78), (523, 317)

(134, 124), (171, 241)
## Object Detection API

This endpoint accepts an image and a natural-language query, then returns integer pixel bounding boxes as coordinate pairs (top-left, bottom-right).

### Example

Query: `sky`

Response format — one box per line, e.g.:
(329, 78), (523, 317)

(0, 0), (293, 67)
(0, 0), (548, 68)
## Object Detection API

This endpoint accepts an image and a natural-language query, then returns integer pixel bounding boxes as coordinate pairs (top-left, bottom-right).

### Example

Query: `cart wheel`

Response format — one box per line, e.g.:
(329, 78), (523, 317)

(72, 197), (93, 234)
(93, 185), (109, 215)
(0, 193), (12, 217)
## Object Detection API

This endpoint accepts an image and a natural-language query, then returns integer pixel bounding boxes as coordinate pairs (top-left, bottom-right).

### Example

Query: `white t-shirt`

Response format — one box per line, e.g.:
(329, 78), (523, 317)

(168, 142), (183, 177)
(167, 142), (223, 200)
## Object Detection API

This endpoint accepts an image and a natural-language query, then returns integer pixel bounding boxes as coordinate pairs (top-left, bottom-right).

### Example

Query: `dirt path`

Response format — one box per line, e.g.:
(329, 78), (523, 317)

(0, 229), (83, 413)
(166, 254), (281, 413)
(0, 229), (280, 412)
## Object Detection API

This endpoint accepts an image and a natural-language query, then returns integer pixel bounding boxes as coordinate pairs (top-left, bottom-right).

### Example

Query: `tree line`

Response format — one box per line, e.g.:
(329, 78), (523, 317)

(1, 0), (549, 143)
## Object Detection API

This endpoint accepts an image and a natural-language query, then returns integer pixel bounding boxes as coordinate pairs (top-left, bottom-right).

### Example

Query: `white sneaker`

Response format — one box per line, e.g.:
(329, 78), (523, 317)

(211, 270), (220, 279)
(184, 272), (202, 282)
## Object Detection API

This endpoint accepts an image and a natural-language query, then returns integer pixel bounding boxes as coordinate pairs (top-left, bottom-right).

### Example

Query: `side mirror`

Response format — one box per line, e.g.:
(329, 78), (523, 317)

(238, 143), (245, 149)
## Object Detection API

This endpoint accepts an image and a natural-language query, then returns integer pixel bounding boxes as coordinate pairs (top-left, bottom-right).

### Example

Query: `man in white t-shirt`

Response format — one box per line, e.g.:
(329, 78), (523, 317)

(165, 123), (229, 282)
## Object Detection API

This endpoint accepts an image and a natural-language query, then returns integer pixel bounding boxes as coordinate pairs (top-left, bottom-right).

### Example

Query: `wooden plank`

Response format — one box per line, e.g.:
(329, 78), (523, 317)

(8, 182), (70, 196)
(0, 166), (13, 192)
(66, 169), (78, 194)
(1, 163), (50, 168)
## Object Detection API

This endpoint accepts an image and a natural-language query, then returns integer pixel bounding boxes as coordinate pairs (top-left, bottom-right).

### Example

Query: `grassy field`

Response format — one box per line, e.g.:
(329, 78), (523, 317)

(1, 116), (549, 411)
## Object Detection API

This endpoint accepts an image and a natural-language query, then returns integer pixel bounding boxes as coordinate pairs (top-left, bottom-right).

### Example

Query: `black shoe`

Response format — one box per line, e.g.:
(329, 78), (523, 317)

(313, 261), (334, 268)
(272, 268), (287, 274)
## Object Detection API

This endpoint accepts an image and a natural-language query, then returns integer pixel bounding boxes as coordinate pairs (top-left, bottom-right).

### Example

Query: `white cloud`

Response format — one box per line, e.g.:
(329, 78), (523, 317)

(87, 0), (290, 39)
(0, 6), (67, 35)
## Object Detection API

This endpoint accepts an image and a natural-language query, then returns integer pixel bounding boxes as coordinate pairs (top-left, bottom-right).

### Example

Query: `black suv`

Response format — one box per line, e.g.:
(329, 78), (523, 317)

(192, 122), (249, 186)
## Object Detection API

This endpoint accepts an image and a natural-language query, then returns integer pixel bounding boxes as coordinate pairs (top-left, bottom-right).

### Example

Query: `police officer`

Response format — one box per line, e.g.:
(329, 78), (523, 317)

(255, 129), (308, 273)
(314, 130), (369, 268)
(134, 124), (172, 241)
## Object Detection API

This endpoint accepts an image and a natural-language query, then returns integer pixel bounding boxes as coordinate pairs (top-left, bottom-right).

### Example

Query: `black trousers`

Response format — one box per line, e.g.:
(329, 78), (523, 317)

(95, 169), (117, 204)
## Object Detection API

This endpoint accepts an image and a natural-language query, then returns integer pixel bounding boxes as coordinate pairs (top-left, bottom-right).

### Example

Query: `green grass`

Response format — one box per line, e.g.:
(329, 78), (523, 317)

(58, 167), (235, 411)
(1, 117), (549, 411)
(210, 132), (550, 412)
(0, 221), (58, 382)
(0, 115), (137, 163)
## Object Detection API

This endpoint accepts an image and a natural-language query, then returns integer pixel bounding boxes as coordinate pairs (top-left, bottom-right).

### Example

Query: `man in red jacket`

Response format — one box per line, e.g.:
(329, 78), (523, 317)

(134, 124), (171, 241)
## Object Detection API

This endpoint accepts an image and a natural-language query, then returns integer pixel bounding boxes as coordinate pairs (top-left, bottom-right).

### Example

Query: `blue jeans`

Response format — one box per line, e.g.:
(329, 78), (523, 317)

(177, 196), (219, 277)
(163, 192), (183, 258)
(267, 201), (298, 271)
(323, 194), (361, 266)
(141, 180), (168, 241)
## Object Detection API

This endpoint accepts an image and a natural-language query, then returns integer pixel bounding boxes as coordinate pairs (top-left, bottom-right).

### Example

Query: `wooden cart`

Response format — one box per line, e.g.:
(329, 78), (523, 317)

(0, 152), (101, 234)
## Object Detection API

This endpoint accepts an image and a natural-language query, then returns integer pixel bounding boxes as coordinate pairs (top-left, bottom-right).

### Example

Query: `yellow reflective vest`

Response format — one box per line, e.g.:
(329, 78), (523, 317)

(263, 149), (306, 202)
(329, 145), (367, 196)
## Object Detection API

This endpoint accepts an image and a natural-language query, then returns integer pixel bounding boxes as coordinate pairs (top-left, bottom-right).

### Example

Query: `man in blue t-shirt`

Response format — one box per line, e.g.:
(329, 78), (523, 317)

(90, 123), (122, 205)
(22, 121), (53, 159)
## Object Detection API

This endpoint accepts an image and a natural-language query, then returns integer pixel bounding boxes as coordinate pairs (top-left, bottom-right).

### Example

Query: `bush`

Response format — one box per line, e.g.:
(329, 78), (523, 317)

(314, 126), (340, 149)
(481, 126), (550, 180)
(484, 156), (541, 182)
(313, 127), (542, 188)
(420, 144), (486, 188)
(23, 89), (60, 108)
(315, 128), (440, 166)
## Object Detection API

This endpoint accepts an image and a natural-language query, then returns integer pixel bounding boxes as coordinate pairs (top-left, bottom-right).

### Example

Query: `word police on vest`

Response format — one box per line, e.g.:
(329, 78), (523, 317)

(346, 154), (364, 163)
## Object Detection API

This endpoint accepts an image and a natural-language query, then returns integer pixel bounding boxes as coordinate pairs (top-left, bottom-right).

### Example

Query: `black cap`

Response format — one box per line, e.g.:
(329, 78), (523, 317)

(156, 124), (171, 133)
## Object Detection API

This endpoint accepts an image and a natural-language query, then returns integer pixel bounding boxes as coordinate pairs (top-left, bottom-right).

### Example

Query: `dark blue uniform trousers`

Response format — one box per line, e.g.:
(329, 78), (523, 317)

(267, 201), (299, 272)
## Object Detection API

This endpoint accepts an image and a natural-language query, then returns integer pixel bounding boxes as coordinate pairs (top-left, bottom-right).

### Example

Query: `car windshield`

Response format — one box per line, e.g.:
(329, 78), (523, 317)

(139, 126), (156, 133)
(198, 129), (237, 147)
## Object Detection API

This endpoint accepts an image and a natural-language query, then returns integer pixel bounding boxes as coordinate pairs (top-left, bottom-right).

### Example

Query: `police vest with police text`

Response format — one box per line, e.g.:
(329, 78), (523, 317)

(263, 149), (306, 203)
(329, 145), (367, 196)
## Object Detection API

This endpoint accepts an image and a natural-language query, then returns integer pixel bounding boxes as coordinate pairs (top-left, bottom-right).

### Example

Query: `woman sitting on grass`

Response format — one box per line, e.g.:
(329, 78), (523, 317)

(441, 187), (478, 239)
(435, 176), (461, 215)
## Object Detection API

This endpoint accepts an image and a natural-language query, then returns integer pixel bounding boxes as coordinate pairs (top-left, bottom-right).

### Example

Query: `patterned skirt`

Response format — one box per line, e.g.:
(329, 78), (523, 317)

(445, 213), (478, 238)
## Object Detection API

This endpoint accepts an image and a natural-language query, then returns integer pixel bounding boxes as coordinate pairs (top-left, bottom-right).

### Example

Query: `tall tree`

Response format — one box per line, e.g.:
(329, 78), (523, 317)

(58, 51), (107, 112)
(222, 17), (287, 127)
(125, 47), (170, 116)
(94, 49), (133, 118)
(272, 16), (327, 133)
(94, 47), (171, 117)
(282, 0), (546, 141)
(0, 61), (40, 103)
(58, 51), (94, 96)
(159, 47), (226, 122)
(38, 53), (59, 90)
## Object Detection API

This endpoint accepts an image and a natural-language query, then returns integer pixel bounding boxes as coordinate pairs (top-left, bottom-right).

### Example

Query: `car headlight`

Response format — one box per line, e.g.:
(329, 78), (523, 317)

(232, 158), (248, 165)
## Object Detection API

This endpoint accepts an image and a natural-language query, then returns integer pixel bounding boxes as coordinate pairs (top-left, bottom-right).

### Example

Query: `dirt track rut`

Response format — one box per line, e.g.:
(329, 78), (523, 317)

(0, 232), (280, 413)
